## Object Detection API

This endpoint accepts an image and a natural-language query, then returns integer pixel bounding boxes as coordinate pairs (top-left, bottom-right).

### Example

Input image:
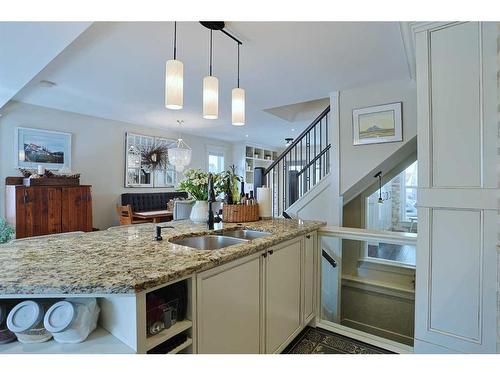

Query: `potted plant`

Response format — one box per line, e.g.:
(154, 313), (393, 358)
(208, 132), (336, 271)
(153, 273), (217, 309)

(177, 169), (223, 223)
(219, 165), (242, 204)
(0, 218), (14, 244)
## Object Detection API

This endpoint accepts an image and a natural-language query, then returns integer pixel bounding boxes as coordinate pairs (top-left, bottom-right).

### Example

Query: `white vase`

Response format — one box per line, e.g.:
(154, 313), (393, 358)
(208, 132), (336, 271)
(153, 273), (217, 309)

(190, 200), (208, 224)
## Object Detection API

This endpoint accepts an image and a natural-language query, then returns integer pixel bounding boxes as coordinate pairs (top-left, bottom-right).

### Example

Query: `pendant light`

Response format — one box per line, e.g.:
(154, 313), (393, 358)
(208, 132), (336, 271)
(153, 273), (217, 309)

(165, 22), (183, 110)
(203, 29), (218, 119)
(169, 139), (192, 172)
(168, 120), (192, 172)
(232, 43), (245, 126)
(375, 171), (384, 204)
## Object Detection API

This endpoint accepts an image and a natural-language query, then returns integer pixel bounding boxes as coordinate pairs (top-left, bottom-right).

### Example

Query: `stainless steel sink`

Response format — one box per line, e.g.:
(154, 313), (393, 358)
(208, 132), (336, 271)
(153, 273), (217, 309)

(169, 235), (248, 250)
(221, 229), (271, 240)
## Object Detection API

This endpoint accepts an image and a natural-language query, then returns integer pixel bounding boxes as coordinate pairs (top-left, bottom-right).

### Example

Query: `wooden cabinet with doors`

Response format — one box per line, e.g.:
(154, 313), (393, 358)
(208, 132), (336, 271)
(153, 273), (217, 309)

(5, 185), (93, 239)
(196, 233), (316, 354)
(196, 252), (262, 354)
(302, 231), (317, 326)
(264, 237), (303, 353)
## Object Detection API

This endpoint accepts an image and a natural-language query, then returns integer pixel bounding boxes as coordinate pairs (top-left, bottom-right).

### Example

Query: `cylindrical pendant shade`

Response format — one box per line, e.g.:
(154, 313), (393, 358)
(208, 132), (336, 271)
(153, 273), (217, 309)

(231, 87), (245, 126)
(203, 76), (218, 120)
(165, 59), (183, 110)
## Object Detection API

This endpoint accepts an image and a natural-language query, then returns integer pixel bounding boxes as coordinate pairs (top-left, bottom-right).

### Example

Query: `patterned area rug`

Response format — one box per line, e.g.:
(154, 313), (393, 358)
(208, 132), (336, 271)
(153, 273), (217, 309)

(283, 327), (393, 354)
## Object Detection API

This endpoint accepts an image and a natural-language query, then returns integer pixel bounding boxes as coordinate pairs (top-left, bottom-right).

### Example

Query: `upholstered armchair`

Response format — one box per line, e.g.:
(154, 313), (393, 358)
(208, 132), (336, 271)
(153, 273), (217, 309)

(173, 200), (195, 221)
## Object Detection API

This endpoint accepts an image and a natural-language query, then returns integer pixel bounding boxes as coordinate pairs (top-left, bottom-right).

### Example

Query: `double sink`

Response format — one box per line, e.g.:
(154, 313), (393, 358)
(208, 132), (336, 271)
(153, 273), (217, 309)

(169, 229), (271, 250)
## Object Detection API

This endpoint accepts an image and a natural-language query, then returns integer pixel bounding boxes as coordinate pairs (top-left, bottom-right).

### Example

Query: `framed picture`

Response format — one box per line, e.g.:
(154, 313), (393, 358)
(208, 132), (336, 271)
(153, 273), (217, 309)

(16, 127), (72, 170)
(352, 102), (402, 145)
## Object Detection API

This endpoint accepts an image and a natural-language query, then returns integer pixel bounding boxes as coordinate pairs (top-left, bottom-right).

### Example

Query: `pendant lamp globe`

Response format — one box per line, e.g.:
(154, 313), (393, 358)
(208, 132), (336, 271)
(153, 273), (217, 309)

(169, 138), (192, 172)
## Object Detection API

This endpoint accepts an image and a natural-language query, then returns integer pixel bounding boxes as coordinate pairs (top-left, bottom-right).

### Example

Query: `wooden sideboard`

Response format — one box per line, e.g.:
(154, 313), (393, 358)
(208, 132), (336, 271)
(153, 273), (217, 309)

(5, 185), (93, 239)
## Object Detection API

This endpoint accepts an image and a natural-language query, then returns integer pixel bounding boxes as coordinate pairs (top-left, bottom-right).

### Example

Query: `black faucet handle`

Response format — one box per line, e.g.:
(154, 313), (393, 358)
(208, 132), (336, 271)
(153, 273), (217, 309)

(155, 225), (163, 241)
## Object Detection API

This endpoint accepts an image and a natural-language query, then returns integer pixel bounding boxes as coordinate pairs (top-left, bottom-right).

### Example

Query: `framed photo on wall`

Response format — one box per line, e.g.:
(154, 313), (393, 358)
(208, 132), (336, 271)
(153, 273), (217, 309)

(352, 102), (402, 145)
(15, 127), (72, 170)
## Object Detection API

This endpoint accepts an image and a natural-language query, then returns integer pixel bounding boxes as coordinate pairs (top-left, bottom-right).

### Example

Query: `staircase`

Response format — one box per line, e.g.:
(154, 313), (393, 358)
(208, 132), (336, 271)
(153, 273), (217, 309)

(264, 106), (331, 217)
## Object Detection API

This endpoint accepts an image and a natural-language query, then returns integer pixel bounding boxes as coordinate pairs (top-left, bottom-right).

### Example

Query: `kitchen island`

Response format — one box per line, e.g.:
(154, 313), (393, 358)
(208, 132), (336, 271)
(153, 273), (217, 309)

(0, 219), (324, 354)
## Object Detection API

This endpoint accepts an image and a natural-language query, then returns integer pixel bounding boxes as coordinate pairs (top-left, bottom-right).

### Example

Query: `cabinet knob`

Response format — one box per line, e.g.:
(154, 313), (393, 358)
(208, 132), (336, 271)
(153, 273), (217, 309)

(306, 235), (311, 239)
(262, 252), (267, 258)
(268, 250), (274, 255)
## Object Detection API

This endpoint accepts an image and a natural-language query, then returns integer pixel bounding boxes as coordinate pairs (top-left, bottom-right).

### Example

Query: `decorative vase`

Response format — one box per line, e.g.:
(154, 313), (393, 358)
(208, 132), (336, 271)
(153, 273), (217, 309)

(190, 200), (209, 223)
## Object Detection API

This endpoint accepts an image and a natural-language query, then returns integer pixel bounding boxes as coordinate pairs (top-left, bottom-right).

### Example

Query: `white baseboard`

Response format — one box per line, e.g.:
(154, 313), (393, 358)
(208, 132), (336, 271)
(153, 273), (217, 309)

(341, 318), (414, 347)
(414, 339), (460, 354)
(316, 319), (414, 354)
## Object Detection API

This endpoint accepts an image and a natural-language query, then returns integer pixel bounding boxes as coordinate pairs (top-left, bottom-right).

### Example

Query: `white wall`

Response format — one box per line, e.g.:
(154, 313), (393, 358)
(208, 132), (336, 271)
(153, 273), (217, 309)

(496, 22), (500, 353)
(339, 79), (417, 195)
(0, 101), (234, 229)
(288, 80), (416, 224)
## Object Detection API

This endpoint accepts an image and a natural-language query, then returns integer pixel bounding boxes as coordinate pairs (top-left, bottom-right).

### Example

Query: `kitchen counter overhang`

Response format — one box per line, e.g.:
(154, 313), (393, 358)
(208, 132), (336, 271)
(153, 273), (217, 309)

(0, 219), (325, 295)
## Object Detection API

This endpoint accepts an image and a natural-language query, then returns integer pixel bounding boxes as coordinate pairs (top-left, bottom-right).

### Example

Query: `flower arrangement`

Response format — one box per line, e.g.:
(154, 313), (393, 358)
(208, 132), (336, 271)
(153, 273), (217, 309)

(0, 218), (14, 244)
(177, 169), (224, 201)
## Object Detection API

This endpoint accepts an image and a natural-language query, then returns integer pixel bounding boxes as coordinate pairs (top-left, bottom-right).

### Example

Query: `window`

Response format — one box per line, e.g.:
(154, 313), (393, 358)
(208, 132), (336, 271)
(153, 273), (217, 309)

(207, 147), (225, 173)
(363, 161), (418, 267)
(365, 161), (418, 232)
(401, 161), (418, 222)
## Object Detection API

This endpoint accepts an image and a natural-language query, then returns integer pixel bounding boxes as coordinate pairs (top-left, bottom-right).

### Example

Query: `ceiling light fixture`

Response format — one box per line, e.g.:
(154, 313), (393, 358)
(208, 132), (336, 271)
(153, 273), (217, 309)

(232, 42), (245, 126)
(202, 29), (218, 120)
(374, 171), (384, 204)
(168, 120), (192, 172)
(165, 22), (184, 110)
(200, 22), (244, 123)
(285, 137), (294, 146)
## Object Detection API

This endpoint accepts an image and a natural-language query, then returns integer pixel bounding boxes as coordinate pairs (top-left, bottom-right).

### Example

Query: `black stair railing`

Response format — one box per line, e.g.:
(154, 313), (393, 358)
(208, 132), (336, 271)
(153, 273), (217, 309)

(264, 105), (331, 217)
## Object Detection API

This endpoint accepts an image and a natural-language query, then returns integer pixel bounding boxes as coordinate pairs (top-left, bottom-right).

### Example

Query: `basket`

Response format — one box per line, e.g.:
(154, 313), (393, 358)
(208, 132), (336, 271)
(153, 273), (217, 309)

(223, 204), (260, 223)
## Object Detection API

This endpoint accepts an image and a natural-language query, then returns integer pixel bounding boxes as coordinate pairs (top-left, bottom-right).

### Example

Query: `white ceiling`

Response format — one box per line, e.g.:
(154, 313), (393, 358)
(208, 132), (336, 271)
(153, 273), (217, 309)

(9, 22), (410, 147)
(0, 22), (91, 108)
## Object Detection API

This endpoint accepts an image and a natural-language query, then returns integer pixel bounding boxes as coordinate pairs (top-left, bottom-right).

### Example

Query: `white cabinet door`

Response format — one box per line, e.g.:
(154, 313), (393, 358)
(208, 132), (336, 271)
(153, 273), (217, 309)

(197, 253), (262, 353)
(303, 232), (316, 325)
(265, 238), (302, 353)
(414, 22), (498, 353)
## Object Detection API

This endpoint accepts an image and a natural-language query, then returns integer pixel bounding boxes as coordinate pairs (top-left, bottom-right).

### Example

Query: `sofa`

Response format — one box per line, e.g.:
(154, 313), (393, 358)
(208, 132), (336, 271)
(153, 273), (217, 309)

(121, 192), (189, 212)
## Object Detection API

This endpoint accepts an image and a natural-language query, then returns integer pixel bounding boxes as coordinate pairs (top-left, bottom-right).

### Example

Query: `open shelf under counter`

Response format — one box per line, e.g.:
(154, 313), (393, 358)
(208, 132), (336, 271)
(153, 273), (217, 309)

(168, 337), (193, 354)
(146, 319), (192, 351)
(0, 327), (135, 354)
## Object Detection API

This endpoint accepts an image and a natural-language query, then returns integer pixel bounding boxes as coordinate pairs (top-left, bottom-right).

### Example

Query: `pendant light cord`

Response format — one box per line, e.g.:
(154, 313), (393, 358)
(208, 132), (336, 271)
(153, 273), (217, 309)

(379, 174), (382, 200)
(173, 21), (177, 60)
(237, 43), (240, 88)
(209, 29), (213, 76)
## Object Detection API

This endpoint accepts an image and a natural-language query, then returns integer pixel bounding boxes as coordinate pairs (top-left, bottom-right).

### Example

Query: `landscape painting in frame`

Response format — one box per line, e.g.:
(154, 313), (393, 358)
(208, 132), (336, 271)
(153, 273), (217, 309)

(352, 102), (402, 145)
(16, 127), (72, 170)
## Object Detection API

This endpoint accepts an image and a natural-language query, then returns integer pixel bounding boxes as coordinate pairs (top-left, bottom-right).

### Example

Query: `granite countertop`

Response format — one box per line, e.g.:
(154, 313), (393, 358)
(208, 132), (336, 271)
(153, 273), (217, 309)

(0, 219), (325, 295)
